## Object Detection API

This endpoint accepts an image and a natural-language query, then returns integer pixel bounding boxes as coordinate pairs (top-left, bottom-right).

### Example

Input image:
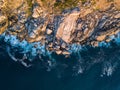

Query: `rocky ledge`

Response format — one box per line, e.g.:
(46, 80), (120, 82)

(0, 0), (120, 57)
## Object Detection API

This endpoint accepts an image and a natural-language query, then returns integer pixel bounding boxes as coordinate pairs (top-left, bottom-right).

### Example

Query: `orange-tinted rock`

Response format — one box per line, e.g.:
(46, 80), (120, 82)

(56, 11), (80, 43)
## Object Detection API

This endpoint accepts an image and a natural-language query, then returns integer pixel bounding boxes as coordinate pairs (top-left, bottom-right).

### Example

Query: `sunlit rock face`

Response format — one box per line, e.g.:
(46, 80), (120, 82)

(72, 8), (120, 45)
(56, 10), (80, 43)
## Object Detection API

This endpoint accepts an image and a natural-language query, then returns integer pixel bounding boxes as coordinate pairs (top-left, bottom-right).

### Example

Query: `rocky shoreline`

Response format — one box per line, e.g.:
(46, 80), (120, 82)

(0, 0), (120, 57)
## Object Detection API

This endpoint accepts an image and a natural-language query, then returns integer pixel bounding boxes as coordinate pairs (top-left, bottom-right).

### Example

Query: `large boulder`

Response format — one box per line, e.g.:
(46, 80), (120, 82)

(56, 11), (80, 43)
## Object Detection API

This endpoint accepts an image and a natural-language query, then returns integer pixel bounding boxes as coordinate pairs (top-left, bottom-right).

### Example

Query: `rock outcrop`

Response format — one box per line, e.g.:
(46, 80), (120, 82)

(56, 11), (80, 43)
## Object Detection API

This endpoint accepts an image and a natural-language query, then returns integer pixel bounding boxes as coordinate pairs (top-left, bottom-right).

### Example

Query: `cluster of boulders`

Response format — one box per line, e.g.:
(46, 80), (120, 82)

(44, 6), (120, 55)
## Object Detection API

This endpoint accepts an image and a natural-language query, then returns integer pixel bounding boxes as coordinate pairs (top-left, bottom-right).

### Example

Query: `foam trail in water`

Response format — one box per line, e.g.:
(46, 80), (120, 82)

(7, 46), (18, 62)
(101, 62), (118, 76)
(6, 46), (32, 67)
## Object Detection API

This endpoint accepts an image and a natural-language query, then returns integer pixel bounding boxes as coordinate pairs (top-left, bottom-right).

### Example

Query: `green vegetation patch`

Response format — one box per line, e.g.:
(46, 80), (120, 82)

(26, 0), (33, 16)
(54, 0), (80, 12)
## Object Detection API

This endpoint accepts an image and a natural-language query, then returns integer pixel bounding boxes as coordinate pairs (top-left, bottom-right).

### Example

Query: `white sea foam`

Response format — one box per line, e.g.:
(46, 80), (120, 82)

(98, 41), (110, 47)
(69, 44), (82, 53)
(102, 62), (117, 76)
(114, 32), (120, 44)
(2, 31), (120, 59)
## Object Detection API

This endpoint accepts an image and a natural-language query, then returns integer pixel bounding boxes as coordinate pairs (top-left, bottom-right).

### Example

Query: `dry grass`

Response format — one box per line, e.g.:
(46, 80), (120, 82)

(114, 0), (120, 10)
(92, 0), (112, 10)
(1, 0), (23, 13)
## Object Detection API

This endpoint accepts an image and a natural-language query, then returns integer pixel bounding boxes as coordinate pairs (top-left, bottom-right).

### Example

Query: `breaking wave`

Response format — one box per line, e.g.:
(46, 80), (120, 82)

(1, 32), (120, 77)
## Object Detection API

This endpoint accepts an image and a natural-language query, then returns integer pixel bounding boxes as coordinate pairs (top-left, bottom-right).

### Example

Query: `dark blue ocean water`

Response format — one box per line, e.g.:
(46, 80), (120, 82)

(1, 43), (120, 90)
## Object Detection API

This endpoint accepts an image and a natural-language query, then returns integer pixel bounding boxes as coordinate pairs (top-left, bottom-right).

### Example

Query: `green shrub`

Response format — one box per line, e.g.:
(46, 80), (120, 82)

(54, 0), (80, 12)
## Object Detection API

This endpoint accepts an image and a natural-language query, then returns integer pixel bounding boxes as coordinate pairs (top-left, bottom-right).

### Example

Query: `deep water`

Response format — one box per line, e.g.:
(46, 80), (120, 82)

(1, 41), (120, 90)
